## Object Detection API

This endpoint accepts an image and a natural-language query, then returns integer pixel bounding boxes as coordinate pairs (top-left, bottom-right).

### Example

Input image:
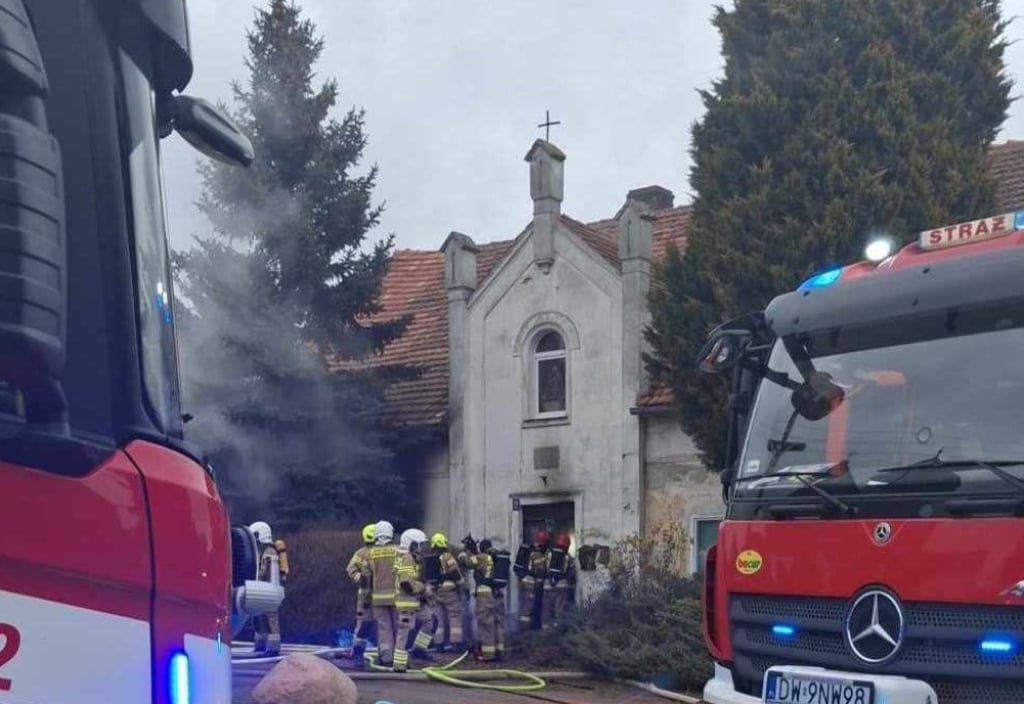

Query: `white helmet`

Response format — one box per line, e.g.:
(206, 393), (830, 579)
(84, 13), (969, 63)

(373, 520), (395, 544)
(400, 528), (427, 552)
(249, 521), (273, 545)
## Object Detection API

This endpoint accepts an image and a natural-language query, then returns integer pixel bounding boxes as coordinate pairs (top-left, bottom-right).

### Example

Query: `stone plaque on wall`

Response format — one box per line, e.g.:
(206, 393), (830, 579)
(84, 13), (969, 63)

(533, 446), (559, 470)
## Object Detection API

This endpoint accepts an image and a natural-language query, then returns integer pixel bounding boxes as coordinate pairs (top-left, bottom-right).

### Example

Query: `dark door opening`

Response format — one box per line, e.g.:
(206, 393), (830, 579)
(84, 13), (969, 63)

(521, 500), (575, 545)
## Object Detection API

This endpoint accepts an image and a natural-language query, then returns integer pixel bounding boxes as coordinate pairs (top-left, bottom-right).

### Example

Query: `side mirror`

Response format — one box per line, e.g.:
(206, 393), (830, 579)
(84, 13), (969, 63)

(791, 371), (845, 421)
(697, 329), (752, 374)
(170, 95), (254, 168)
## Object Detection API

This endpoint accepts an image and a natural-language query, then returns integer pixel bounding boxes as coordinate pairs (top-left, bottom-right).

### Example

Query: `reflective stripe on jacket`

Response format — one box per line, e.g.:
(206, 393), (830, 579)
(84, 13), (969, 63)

(470, 553), (496, 596)
(346, 545), (370, 597)
(395, 551), (424, 611)
(369, 544), (397, 605)
(439, 551), (461, 589)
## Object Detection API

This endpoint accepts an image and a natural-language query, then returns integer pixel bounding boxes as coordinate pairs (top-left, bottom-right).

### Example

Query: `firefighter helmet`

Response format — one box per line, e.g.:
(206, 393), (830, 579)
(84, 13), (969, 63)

(430, 532), (448, 549)
(361, 523), (376, 544)
(534, 528), (550, 547)
(479, 538), (493, 553)
(554, 532), (571, 550)
(373, 520), (395, 544)
(400, 528), (427, 552)
(249, 521), (273, 544)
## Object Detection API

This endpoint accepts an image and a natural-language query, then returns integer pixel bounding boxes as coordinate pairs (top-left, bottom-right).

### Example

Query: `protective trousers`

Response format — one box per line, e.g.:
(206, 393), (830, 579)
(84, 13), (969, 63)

(518, 577), (541, 629)
(475, 588), (505, 661)
(436, 585), (463, 646)
(371, 605), (396, 665)
(353, 591), (373, 651)
(253, 612), (280, 655)
(543, 581), (570, 625)
(393, 608), (434, 671)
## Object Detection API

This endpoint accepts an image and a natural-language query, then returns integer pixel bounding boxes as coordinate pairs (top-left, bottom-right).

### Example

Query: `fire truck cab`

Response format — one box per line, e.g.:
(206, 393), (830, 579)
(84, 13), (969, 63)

(699, 212), (1024, 704)
(0, 1), (277, 702)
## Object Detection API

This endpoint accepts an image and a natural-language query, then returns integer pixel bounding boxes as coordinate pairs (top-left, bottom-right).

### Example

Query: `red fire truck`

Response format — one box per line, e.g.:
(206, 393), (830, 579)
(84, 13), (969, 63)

(698, 211), (1024, 704)
(0, 1), (279, 702)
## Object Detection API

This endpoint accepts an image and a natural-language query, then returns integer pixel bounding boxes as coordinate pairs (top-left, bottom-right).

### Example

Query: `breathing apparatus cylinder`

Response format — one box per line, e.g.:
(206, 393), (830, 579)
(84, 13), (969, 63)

(547, 547), (567, 581)
(492, 550), (511, 589)
(422, 550), (442, 587)
(513, 544), (531, 578)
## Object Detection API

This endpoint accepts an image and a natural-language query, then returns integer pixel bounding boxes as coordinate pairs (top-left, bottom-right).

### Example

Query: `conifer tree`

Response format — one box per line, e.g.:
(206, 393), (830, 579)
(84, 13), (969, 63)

(646, 0), (1012, 470)
(175, 0), (417, 527)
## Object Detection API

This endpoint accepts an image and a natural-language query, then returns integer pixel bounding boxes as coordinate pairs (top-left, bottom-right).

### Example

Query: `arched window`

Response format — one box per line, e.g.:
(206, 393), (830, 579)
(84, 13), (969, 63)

(533, 330), (567, 418)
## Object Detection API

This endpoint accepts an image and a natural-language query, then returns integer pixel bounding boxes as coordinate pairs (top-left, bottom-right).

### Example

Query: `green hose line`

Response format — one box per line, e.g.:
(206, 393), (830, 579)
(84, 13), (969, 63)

(364, 650), (469, 673)
(420, 666), (547, 692)
(361, 650), (547, 692)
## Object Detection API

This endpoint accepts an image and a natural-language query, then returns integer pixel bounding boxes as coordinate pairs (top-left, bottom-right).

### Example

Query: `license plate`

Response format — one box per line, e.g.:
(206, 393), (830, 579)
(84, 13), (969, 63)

(764, 670), (875, 704)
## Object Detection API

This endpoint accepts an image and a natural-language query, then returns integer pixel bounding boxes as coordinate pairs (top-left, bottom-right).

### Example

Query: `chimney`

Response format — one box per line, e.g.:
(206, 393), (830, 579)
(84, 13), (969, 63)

(524, 139), (565, 273)
(440, 231), (478, 539)
(626, 185), (674, 212)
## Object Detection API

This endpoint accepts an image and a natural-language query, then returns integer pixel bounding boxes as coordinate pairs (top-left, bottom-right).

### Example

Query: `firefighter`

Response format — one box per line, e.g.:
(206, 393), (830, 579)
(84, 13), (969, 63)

(249, 521), (282, 655)
(518, 529), (549, 630)
(430, 532), (466, 652)
(346, 523), (376, 660)
(457, 535), (479, 646)
(469, 539), (507, 661)
(543, 532), (576, 626)
(365, 520), (398, 668)
(394, 528), (435, 672)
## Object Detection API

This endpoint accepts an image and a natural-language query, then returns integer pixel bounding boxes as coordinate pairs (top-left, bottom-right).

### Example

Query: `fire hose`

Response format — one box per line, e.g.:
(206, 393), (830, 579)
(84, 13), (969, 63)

(362, 650), (546, 692)
(233, 642), (548, 692)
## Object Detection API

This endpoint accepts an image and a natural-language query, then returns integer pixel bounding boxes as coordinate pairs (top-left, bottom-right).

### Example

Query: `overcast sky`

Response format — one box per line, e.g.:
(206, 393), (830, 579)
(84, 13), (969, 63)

(162, 1), (1024, 254)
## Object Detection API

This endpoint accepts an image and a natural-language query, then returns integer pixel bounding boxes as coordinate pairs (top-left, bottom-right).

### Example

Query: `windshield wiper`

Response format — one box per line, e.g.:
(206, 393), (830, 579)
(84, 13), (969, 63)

(735, 462), (856, 517)
(873, 452), (1024, 495)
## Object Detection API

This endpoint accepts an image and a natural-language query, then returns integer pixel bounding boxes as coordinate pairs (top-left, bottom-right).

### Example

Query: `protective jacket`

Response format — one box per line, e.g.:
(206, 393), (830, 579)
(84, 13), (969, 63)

(369, 544), (398, 606)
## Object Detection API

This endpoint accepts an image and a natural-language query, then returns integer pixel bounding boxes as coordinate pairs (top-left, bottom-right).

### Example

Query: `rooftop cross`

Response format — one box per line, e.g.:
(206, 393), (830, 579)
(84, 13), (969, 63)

(537, 109), (561, 142)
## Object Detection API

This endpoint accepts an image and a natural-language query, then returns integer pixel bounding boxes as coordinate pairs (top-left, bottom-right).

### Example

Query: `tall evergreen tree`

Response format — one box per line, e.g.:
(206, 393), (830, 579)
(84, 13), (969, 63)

(646, 0), (1012, 470)
(175, 0), (417, 528)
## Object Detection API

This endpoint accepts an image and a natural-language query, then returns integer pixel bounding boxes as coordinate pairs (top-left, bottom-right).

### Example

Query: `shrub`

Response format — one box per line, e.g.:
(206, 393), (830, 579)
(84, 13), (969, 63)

(276, 529), (364, 644)
(514, 527), (712, 692)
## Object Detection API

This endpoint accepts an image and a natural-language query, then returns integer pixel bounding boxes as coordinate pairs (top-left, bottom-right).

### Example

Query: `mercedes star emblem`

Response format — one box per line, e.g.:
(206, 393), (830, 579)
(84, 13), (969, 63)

(846, 589), (905, 664)
(873, 522), (892, 545)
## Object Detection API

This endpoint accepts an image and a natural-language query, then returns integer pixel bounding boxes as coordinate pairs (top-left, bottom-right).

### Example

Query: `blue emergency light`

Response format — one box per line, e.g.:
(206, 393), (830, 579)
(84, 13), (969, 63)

(772, 624), (797, 638)
(797, 267), (842, 292)
(980, 638), (1015, 654)
(170, 651), (190, 704)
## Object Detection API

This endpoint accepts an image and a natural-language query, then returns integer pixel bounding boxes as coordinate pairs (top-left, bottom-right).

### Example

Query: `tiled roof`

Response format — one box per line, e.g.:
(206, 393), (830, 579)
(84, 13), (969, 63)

(560, 215), (621, 269)
(357, 249), (448, 427)
(989, 141), (1024, 212)
(586, 205), (691, 262)
(351, 240), (516, 428)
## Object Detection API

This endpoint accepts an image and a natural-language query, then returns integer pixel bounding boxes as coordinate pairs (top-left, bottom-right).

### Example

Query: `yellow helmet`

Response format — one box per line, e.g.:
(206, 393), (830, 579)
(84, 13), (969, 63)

(430, 532), (448, 549)
(361, 523), (376, 544)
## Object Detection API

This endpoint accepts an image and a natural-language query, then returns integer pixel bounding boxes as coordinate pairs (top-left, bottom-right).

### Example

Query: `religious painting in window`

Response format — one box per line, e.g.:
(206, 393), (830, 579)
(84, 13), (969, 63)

(533, 330), (567, 417)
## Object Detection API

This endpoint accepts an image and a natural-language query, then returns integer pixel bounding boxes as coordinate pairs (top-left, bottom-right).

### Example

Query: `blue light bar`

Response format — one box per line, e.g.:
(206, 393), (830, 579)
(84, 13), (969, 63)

(170, 651), (190, 704)
(772, 624), (796, 638)
(797, 267), (842, 292)
(980, 639), (1015, 654)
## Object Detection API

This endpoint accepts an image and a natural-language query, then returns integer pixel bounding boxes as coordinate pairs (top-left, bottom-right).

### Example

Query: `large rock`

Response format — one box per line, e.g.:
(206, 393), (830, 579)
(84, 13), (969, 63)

(251, 654), (357, 704)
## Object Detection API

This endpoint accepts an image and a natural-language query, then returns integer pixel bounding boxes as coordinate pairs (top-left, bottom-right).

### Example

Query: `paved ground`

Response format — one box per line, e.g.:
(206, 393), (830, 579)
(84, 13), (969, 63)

(232, 656), (681, 704)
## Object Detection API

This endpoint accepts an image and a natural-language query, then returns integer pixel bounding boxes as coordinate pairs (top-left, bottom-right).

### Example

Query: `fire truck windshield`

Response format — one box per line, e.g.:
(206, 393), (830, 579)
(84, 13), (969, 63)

(735, 310), (1024, 504)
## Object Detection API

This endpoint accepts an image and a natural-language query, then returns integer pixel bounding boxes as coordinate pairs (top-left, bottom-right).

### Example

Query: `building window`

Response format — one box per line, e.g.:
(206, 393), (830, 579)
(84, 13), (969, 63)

(533, 330), (567, 418)
(691, 516), (722, 575)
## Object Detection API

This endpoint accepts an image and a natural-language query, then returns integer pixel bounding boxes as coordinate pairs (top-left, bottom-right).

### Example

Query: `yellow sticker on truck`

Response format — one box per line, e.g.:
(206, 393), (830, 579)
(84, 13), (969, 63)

(736, 550), (763, 575)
